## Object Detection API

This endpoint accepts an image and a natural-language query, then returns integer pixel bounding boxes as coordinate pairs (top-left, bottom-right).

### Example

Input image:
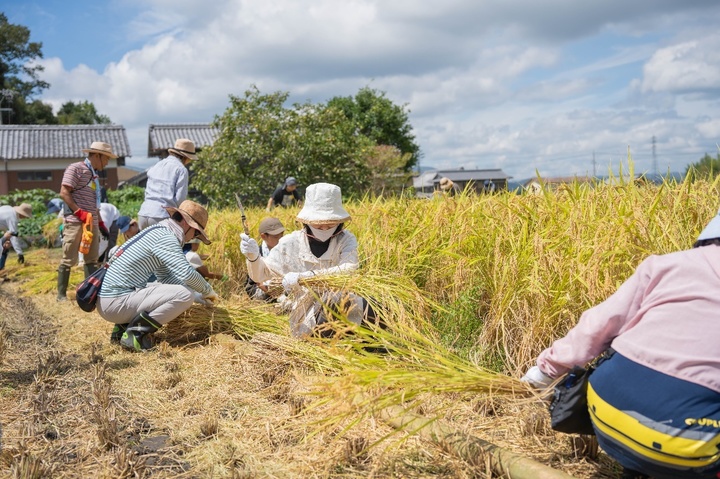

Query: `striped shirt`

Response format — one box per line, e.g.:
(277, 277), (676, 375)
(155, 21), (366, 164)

(62, 160), (99, 226)
(137, 155), (189, 219)
(99, 220), (212, 298)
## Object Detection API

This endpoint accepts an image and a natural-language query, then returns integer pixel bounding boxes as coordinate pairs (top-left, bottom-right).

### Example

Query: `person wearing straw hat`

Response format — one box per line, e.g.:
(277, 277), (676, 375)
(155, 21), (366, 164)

(244, 217), (286, 301)
(438, 177), (460, 196)
(57, 141), (116, 301)
(98, 200), (219, 351)
(521, 211), (720, 479)
(138, 138), (197, 229)
(241, 182), (376, 337)
(0, 203), (32, 270)
(266, 176), (303, 211)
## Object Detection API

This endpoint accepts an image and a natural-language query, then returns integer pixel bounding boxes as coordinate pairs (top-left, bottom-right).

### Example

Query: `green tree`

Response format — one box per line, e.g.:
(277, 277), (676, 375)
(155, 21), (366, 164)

(57, 100), (111, 124)
(685, 153), (720, 180)
(365, 145), (413, 196)
(0, 13), (48, 124)
(327, 86), (420, 171)
(193, 86), (374, 207)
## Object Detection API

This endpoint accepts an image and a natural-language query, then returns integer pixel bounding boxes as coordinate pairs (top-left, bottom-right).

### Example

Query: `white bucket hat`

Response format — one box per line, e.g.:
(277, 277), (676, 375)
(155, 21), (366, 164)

(697, 209), (720, 241)
(296, 183), (351, 225)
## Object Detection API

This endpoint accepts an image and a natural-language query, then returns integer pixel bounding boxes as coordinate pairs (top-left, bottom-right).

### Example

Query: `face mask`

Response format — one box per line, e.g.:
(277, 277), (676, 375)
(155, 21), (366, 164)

(307, 225), (336, 242)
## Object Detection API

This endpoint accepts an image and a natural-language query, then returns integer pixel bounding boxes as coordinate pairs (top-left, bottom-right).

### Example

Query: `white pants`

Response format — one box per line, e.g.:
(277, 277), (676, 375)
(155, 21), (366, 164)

(97, 283), (194, 325)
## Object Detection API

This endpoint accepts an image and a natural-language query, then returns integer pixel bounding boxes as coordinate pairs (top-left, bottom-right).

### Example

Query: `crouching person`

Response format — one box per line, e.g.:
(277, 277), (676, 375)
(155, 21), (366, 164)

(97, 200), (219, 351)
(521, 210), (720, 479)
(240, 182), (376, 337)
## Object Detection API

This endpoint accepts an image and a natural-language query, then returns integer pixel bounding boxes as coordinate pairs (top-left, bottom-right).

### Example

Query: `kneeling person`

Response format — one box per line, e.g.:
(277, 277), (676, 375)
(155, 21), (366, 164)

(97, 200), (219, 351)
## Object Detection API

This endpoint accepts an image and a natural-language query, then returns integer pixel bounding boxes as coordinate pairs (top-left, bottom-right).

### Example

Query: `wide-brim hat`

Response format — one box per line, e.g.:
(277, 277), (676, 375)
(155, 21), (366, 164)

(296, 183), (351, 225)
(168, 138), (198, 160)
(164, 200), (211, 245)
(698, 211), (720, 241)
(13, 203), (32, 219)
(259, 217), (285, 235)
(82, 141), (118, 159)
(439, 177), (453, 190)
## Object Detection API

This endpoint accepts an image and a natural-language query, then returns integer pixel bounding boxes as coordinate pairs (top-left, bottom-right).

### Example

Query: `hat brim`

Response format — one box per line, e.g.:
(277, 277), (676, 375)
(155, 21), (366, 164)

(164, 206), (211, 245)
(13, 206), (31, 218)
(82, 148), (118, 159)
(698, 215), (720, 241)
(261, 227), (286, 235)
(168, 148), (198, 160)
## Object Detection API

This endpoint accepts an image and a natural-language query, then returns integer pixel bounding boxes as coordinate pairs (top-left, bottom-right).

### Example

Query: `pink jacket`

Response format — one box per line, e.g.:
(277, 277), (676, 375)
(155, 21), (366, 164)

(538, 246), (720, 393)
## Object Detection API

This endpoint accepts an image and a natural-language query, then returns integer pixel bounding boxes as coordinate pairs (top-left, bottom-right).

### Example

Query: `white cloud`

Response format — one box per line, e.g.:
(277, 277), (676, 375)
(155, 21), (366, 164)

(29, 0), (720, 178)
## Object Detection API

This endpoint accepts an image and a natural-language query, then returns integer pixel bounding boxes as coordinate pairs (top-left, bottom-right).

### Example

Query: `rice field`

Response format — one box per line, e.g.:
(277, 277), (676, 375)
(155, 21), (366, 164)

(1, 174), (717, 478)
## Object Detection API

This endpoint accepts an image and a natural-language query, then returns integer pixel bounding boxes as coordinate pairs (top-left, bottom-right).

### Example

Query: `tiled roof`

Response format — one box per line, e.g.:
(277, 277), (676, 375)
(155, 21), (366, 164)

(0, 124), (131, 160)
(437, 168), (511, 181)
(147, 123), (220, 156)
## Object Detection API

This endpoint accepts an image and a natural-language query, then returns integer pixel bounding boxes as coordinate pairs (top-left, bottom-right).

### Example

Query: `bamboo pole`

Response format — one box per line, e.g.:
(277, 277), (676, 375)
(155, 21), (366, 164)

(372, 400), (580, 479)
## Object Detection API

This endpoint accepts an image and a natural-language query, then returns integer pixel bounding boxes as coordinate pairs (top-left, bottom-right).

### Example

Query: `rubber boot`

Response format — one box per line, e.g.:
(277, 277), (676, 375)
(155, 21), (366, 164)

(110, 323), (128, 343)
(120, 311), (161, 352)
(84, 263), (99, 279)
(57, 265), (71, 301)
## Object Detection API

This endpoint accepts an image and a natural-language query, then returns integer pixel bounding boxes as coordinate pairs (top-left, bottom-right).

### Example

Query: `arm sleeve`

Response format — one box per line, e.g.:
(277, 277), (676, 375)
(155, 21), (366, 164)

(175, 167), (189, 205)
(6, 215), (22, 254)
(153, 236), (213, 295)
(537, 260), (649, 378)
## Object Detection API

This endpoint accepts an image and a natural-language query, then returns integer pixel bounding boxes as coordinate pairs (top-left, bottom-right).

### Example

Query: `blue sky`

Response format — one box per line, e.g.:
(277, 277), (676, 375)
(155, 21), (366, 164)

(5, 0), (720, 180)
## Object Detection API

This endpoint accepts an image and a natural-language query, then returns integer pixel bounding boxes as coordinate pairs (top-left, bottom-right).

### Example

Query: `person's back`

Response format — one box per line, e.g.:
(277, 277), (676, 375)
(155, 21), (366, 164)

(138, 139), (196, 229)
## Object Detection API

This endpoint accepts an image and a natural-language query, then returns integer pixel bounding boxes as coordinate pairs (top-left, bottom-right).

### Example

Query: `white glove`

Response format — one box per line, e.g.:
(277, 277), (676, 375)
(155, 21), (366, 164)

(281, 270), (315, 292)
(521, 365), (554, 389)
(193, 292), (208, 305)
(240, 233), (259, 261)
(202, 290), (220, 306)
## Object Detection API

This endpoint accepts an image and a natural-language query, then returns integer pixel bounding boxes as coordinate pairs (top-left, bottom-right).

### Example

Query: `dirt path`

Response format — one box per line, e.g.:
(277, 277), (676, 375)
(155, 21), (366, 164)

(0, 256), (614, 478)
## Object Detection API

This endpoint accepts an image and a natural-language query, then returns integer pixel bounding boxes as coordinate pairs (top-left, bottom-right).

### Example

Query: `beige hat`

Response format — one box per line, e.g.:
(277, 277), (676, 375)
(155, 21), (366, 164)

(168, 138), (198, 160)
(164, 200), (211, 245)
(259, 217), (285, 235)
(82, 141), (118, 159)
(296, 183), (351, 225)
(13, 203), (32, 219)
(439, 177), (454, 191)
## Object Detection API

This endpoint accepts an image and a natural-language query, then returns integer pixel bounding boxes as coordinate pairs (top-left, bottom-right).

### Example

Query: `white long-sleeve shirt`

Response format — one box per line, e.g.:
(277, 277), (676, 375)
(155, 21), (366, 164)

(538, 245), (720, 393)
(0, 205), (23, 254)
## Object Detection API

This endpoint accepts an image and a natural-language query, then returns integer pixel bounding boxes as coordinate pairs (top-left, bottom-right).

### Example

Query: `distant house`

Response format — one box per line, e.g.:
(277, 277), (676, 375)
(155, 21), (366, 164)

(523, 175), (598, 193)
(0, 124), (131, 195)
(147, 123), (220, 158)
(120, 123), (220, 189)
(413, 168), (511, 196)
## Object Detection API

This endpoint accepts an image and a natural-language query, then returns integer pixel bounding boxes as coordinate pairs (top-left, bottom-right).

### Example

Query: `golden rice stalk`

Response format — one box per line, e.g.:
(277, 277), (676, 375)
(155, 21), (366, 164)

(162, 294), (288, 343)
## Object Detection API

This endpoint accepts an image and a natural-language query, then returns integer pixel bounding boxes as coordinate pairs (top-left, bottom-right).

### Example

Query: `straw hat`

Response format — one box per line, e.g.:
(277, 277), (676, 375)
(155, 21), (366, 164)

(296, 183), (351, 225)
(168, 138), (198, 160)
(439, 177), (454, 191)
(259, 217), (285, 235)
(13, 203), (32, 219)
(164, 200), (211, 244)
(82, 141), (118, 159)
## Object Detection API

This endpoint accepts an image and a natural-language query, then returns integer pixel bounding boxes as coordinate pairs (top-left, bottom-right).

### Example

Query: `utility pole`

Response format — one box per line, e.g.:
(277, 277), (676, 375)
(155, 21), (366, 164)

(652, 135), (658, 176)
(0, 89), (16, 125)
(592, 151), (597, 177)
